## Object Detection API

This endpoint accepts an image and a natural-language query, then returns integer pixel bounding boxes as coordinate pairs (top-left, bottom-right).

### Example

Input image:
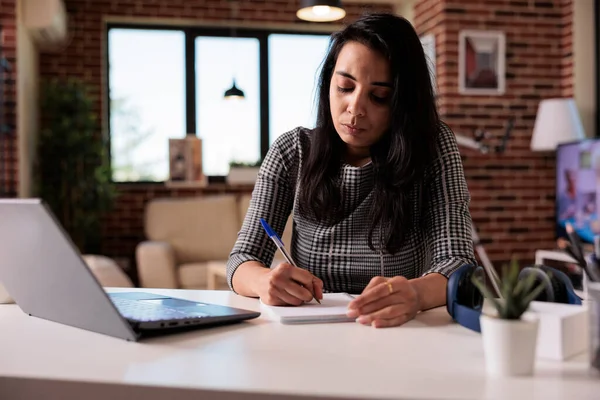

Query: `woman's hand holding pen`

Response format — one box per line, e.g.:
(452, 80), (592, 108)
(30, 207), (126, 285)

(256, 262), (324, 306)
(346, 276), (420, 328)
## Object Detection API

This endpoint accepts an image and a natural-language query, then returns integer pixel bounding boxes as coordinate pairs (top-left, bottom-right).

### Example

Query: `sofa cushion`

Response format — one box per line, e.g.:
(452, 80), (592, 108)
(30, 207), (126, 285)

(177, 261), (213, 289)
(145, 195), (240, 264)
(82, 254), (134, 288)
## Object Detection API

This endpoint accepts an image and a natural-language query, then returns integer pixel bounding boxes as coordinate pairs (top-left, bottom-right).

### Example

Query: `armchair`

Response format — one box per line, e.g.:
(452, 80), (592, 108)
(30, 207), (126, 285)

(136, 193), (292, 289)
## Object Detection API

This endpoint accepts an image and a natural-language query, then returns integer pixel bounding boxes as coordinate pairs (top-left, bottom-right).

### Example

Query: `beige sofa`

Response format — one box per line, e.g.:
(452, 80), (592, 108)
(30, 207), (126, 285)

(136, 194), (292, 289)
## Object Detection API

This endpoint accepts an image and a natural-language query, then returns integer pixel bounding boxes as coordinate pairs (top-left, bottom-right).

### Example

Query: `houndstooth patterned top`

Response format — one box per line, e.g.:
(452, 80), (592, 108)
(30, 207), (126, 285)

(226, 123), (477, 295)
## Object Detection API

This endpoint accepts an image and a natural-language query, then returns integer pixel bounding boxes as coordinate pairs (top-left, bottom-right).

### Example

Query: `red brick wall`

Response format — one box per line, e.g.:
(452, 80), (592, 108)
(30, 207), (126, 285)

(414, 0), (573, 265)
(37, 0), (394, 274)
(560, 0), (573, 97)
(0, 0), (17, 197)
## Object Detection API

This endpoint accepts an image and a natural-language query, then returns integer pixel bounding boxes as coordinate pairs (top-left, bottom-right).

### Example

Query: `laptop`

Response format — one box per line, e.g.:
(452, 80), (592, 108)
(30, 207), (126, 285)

(0, 198), (260, 341)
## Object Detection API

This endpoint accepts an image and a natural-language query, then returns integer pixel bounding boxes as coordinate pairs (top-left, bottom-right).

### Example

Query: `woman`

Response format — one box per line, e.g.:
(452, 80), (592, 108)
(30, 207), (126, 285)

(226, 12), (477, 328)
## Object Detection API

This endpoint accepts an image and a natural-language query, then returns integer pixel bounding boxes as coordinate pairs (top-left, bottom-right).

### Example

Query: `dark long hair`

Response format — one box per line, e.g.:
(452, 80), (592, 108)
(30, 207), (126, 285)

(298, 12), (440, 254)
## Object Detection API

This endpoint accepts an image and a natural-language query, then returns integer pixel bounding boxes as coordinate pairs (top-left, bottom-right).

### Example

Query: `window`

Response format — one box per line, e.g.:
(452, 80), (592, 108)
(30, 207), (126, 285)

(107, 26), (331, 182)
(196, 37), (260, 176)
(268, 34), (331, 145)
(108, 29), (185, 182)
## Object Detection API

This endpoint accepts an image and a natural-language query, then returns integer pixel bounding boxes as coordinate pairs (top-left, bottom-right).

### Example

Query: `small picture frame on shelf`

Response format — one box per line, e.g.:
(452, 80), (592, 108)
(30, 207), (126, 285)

(167, 136), (206, 188)
(458, 30), (506, 95)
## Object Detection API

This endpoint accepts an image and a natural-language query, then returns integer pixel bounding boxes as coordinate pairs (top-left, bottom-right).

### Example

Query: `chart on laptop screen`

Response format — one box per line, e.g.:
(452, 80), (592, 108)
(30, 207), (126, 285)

(556, 138), (600, 244)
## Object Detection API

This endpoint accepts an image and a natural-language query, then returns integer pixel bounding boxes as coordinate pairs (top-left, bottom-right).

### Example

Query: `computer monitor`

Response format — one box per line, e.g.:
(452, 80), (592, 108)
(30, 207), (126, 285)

(556, 138), (600, 244)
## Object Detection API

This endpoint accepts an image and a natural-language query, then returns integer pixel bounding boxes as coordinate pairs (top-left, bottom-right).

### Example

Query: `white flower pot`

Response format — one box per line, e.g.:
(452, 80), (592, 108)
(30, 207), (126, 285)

(227, 167), (260, 185)
(0, 281), (14, 304)
(480, 313), (539, 377)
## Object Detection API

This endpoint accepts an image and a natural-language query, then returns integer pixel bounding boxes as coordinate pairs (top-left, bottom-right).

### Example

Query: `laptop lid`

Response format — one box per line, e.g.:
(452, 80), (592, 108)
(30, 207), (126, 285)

(0, 199), (138, 341)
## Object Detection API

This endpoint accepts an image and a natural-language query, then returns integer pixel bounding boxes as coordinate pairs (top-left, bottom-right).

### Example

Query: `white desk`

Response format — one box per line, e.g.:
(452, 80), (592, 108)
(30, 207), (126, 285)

(1, 288), (599, 400)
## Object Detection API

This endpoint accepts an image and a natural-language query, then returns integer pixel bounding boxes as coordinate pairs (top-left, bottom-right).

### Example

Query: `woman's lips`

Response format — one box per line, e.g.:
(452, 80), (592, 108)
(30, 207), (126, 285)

(342, 124), (364, 135)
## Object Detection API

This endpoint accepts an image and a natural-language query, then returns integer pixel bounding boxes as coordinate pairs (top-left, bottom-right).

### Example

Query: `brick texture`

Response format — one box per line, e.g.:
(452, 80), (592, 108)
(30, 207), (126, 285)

(0, 0), (17, 197)
(414, 0), (573, 265)
(560, 0), (573, 97)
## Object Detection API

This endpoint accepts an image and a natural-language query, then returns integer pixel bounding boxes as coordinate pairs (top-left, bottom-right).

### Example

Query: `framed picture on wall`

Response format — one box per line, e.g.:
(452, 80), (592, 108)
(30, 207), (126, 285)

(458, 30), (506, 95)
(420, 33), (436, 94)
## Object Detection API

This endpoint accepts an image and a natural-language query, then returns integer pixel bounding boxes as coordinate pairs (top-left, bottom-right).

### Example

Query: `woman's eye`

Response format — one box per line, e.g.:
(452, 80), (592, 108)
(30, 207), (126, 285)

(371, 94), (389, 104)
(337, 86), (353, 93)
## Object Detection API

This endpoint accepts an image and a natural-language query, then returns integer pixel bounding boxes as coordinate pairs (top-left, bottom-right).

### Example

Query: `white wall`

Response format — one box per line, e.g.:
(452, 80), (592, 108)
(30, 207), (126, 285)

(573, 0), (597, 138)
(16, 0), (39, 197)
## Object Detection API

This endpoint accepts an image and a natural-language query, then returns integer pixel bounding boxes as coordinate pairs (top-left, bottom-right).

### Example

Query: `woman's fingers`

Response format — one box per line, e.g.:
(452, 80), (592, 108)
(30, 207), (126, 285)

(263, 285), (303, 306)
(371, 314), (412, 328)
(359, 303), (406, 321)
(313, 277), (324, 301)
(286, 264), (315, 285)
(349, 277), (412, 311)
(347, 276), (420, 327)
(288, 266), (323, 301)
(361, 276), (388, 294)
(263, 262), (323, 305)
(283, 281), (315, 303)
(355, 304), (412, 328)
(347, 293), (404, 318)
(281, 264), (322, 302)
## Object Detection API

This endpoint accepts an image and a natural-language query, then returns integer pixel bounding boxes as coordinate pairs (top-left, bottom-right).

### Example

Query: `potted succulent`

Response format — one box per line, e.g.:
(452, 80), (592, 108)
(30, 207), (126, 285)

(471, 258), (547, 377)
(227, 159), (262, 185)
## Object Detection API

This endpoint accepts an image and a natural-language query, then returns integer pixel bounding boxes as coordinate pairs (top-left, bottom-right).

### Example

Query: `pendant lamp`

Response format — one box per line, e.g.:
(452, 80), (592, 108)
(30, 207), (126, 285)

(224, 0), (245, 100)
(224, 79), (245, 100)
(297, 0), (346, 22)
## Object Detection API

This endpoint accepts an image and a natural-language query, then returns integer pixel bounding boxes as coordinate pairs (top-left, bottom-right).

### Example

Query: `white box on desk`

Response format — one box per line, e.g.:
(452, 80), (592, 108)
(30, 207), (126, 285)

(527, 301), (588, 361)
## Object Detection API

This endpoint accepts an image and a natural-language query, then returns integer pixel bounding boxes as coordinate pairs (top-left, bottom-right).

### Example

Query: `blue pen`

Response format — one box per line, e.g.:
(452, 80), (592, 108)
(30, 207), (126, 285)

(259, 218), (320, 304)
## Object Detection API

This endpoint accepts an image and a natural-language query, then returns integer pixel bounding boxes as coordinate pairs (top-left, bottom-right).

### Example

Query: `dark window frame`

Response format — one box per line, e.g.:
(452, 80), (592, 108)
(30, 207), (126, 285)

(105, 23), (332, 184)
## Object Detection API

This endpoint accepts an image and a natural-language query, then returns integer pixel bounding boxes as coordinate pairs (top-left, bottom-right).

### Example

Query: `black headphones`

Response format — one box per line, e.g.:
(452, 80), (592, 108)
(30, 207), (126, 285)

(446, 264), (582, 333)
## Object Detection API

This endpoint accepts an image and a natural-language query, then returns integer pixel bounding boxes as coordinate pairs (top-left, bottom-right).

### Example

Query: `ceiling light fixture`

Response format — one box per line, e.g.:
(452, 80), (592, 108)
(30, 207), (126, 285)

(296, 0), (346, 22)
(224, 0), (245, 100)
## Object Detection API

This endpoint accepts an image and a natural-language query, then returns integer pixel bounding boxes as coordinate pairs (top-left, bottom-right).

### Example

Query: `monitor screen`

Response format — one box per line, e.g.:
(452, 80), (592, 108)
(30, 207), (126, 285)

(556, 138), (600, 244)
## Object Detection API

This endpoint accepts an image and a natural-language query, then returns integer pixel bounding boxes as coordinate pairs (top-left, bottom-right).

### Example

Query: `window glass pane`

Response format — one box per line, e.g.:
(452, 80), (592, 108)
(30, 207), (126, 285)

(196, 37), (260, 176)
(268, 34), (331, 145)
(108, 29), (185, 182)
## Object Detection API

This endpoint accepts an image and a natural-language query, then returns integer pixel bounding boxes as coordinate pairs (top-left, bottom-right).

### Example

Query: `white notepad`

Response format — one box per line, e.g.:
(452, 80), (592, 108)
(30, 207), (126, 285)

(260, 293), (355, 324)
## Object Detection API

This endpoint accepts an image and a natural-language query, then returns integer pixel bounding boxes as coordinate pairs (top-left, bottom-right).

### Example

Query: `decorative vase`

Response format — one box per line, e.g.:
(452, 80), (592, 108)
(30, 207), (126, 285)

(480, 313), (539, 376)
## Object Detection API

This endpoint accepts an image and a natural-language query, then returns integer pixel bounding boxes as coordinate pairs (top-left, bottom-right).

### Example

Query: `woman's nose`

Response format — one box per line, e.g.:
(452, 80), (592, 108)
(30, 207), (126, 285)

(347, 92), (366, 117)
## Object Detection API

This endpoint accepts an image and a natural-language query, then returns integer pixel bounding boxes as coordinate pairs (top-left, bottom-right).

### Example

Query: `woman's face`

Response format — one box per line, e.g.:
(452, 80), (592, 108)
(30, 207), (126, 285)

(329, 41), (392, 161)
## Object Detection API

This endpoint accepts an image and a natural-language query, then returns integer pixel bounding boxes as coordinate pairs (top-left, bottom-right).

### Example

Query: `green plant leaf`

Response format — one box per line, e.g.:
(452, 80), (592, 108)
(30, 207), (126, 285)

(471, 275), (504, 315)
(500, 263), (512, 300)
(520, 276), (551, 309)
(471, 257), (549, 320)
(229, 159), (262, 168)
(513, 267), (537, 297)
(503, 297), (520, 319)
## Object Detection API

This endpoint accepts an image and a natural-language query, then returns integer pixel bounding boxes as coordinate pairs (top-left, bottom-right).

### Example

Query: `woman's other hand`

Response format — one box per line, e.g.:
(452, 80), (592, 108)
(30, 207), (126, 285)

(346, 276), (420, 328)
(256, 262), (324, 306)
